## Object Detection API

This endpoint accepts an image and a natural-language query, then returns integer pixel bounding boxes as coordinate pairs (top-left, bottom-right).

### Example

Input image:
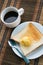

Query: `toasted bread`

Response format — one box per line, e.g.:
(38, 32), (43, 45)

(11, 23), (43, 56)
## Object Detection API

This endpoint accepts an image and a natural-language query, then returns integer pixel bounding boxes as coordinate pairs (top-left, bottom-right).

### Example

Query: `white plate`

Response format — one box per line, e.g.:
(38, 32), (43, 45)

(9, 21), (43, 59)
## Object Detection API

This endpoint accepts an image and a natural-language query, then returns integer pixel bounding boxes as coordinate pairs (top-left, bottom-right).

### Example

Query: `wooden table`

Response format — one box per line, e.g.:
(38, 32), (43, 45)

(0, 0), (43, 65)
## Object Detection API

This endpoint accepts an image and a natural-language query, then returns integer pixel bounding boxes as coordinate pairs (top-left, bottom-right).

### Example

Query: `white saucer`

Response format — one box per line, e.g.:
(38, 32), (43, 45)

(10, 21), (43, 59)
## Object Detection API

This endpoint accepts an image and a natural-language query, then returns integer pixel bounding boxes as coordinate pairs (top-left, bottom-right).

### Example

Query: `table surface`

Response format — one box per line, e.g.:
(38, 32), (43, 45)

(0, 0), (43, 65)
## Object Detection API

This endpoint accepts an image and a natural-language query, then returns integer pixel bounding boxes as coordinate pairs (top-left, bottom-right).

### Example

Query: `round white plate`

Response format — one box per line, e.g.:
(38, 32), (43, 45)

(9, 21), (43, 59)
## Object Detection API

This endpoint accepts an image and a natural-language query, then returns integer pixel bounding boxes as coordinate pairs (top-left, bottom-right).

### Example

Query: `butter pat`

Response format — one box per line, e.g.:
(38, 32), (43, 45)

(20, 36), (32, 46)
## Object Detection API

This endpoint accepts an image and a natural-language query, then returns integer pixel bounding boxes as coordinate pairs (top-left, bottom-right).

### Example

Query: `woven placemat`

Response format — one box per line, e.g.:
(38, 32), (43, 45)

(0, 0), (43, 65)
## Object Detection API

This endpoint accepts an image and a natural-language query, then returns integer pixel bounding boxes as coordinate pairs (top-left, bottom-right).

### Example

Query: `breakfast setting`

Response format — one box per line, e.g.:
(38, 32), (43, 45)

(0, 0), (43, 65)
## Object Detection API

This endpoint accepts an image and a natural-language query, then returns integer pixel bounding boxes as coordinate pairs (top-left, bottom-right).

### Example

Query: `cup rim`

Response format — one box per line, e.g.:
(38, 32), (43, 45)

(1, 6), (20, 24)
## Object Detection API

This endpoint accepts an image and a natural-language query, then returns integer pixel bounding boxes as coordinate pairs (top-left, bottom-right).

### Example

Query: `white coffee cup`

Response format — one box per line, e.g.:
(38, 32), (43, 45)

(1, 7), (24, 28)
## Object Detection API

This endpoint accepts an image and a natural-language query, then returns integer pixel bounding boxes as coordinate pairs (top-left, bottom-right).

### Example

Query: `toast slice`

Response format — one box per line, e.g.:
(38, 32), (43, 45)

(11, 23), (43, 56)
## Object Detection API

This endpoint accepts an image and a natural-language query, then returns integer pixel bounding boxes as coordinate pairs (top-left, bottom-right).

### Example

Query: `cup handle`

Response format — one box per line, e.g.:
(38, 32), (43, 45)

(18, 8), (24, 16)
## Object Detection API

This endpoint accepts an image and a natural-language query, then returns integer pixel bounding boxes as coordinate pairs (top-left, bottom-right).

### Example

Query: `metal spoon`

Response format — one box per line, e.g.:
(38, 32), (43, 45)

(8, 39), (30, 64)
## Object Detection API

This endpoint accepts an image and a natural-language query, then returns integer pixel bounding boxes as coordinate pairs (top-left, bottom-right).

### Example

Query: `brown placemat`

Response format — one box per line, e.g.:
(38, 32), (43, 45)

(0, 0), (43, 65)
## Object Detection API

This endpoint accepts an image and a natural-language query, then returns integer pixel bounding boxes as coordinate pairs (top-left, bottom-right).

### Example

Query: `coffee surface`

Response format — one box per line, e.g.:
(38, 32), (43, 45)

(4, 11), (18, 23)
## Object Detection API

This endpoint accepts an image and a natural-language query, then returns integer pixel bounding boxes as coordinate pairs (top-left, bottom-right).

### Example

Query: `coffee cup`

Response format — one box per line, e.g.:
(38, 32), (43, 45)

(1, 7), (24, 28)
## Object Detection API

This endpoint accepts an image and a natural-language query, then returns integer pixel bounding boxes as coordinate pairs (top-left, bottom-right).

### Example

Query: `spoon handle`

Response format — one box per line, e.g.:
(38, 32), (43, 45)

(15, 47), (30, 64)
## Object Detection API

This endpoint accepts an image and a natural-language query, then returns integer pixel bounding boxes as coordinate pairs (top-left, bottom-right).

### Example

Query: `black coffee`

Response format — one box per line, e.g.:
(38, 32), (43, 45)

(4, 11), (18, 23)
